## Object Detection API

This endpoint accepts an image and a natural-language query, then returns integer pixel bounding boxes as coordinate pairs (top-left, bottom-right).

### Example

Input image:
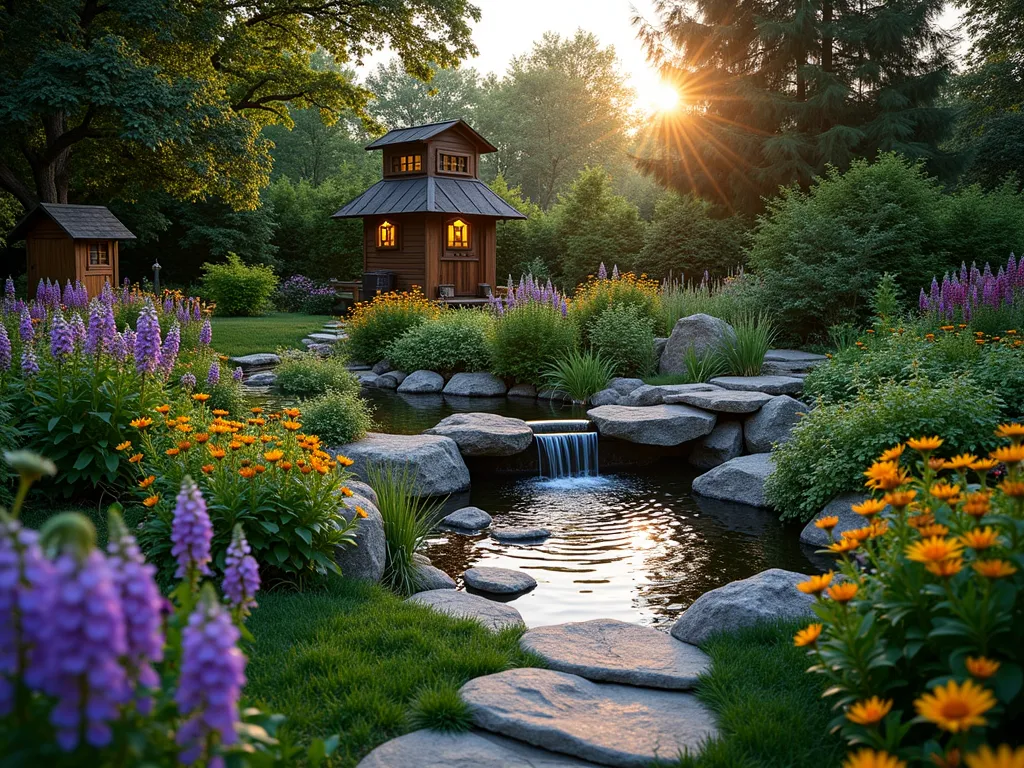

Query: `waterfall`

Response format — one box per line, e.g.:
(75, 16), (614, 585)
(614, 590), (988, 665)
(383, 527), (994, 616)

(527, 420), (599, 479)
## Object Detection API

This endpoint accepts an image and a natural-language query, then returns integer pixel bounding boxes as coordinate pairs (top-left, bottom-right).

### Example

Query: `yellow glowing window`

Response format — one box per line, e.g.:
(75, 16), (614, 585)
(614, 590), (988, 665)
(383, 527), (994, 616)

(439, 153), (469, 174)
(391, 154), (422, 173)
(447, 219), (469, 249)
(377, 220), (397, 248)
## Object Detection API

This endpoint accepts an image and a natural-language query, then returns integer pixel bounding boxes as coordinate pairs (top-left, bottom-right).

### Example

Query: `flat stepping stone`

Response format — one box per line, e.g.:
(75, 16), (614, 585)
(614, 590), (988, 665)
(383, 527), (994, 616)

(244, 371), (277, 387)
(691, 453), (774, 508)
(519, 619), (710, 690)
(664, 389), (773, 414)
(229, 352), (280, 368)
(407, 590), (525, 631)
(308, 332), (344, 342)
(709, 375), (804, 396)
(346, 363), (371, 372)
(465, 566), (537, 595)
(357, 729), (602, 768)
(764, 349), (827, 363)
(587, 404), (716, 446)
(492, 526), (550, 542)
(441, 506), (493, 531)
(461, 668), (718, 767)
(425, 412), (534, 456)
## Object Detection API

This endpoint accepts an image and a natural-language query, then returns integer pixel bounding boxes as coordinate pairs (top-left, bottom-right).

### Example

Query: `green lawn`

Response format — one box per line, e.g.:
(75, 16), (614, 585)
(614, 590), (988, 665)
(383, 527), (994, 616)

(209, 312), (329, 357)
(244, 577), (540, 767)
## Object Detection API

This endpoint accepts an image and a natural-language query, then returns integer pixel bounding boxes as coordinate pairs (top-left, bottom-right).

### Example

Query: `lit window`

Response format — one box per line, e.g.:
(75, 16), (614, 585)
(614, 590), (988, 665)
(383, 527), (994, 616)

(447, 219), (469, 249)
(377, 220), (397, 248)
(391, 154), (422, 173)
(439, 153), (468, 174)
(88, 242), (110, 266)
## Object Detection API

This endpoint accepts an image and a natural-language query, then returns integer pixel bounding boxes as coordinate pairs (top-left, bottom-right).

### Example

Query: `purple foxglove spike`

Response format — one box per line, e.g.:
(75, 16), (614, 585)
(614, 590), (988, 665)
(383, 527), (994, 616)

(50, 313), (75, 360)
(0, 324), (9, 372)
(85, 301), (103, 356)
(192, 301), (201, 322)
(171, 477), (212, 583)
(36, 279), (45, 301)
(223, 525), (260, 614)
(983, 262), (993, 280)
(919, 288), (928, 312)
(160, 322), (180, 376)
(70, 313), (86, 345)
(109, 332), (127, 362)
(199, 319), (212, 346)
(206, 360), (219, 386)
(597, 262), (608, 280)
(134, 302), (162, 376)
(960, 262), (968, 284)
(19, 307), (33, 342)
(21, 347), (38, 377)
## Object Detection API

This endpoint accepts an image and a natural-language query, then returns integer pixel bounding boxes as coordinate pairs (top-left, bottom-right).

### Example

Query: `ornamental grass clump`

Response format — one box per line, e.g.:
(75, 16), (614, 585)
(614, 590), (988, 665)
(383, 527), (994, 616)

(543, 350), (615, 404)
(0, 451), (339, 765)
(793, 430), (1024, 767)
(345, 287), (441, 364)
(719, 311), (778, 376)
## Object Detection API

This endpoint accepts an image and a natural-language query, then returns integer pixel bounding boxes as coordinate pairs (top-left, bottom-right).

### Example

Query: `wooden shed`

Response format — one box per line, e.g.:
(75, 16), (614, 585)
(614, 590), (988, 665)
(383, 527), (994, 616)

(9, 203), (135, 298)
(332, 120), (526, 300)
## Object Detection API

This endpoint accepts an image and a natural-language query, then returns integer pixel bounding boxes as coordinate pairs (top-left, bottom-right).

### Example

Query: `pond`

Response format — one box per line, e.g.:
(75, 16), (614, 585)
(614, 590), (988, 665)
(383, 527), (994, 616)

(425, 468), (819, 629)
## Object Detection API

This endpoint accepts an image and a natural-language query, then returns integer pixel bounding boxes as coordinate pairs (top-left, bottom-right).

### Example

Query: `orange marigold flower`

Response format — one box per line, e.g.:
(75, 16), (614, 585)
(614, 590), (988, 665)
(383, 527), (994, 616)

(970, 458), (1000, 473)
(208, 446), (226, 459)
(878, 444), (905, 462)
(990, 444), (1024, 464)
(336, 454), (354, 467)
(843, 527), (873, 543)
(829, 538), (860, 554)
(907, 436), (944, 452)
(138, 475), (155, 488)
(251, 407), (263, 415)
(846, 696), (893, 725)
(340, 486), (354, 497)
(201, 464), (215, 474)
(283, 408), (301, 418)
(175, 423), (193, 433)
(853, 498), (888, 517)
(177, 441), (192, 451)
(843, 749), (906, 768)
(192, 393), (211, 402)
(229, 441), (243, 451)
(115, 441), (132, 452)
(238, 467), (257, 479)
(793, 623), (822, 647)
(254, 465), (266, 474)
(299, 465), (312, 474)
(908, 512), (936, 530)
(815, 515), (840, 531)
(264, 449), (284, 462)
(239, 435), (256, 446)
(906, 536), (964, 563)
(973, 559), (1018, 579)
(130, 417), (153, 429)
(260, 435), (274, 443)
(280, 461), (292, 471)
(963, 492), (993, 518)
(964, 744), (1024, 768)
(142, 495), (160, 508)
(128, 453), (144, 464)
(944, 453), (979, 470)
(155, 404), (171, 414)
(965, 656), (1001, 679)
(995, 423), (1024, 439)
(797, 572), (834, 595)
(247, 417), (266, 426)
(827, 583), (859, 603)
(165, 448), (179, 456)
(195, 433), (209, 443)
(915, 679), (995, 733)
(960, 527), (1001, 550)
(868, 520), (890, 538)
(926, 558), (963, 578)
(998, 480), (1024, 497)
(212, 409), (229, 416)
(355, 505), (369, 519)
(882, 490), (916, 509)
(930, 482), (962, 502)
(282, 420), (301, 431)
(864, 461), (908, 491)
(917, 523), (950, 537)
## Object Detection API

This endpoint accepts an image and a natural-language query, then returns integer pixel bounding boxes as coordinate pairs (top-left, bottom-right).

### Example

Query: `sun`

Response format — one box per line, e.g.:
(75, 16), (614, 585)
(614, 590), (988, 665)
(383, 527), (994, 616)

(644, 81), (680, 114)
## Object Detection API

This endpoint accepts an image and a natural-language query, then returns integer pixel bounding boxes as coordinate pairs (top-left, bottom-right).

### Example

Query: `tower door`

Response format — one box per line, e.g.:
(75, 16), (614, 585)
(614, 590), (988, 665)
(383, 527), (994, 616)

(440, 217), (480, 296)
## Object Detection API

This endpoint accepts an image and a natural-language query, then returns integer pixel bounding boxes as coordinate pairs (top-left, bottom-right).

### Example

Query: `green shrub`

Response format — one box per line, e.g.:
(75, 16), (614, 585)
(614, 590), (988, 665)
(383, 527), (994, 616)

(543, 350), (615, 404)
(386, 310), (493, 375)
(367, 464), (446, 597)
(488, 303), (577, 385)
(719, 312), (777, 376)
(572, 271), (664, 341)
(201, 253), (279, 316)
(633, 192), (747, 281)
(587, 303), (657, 378)
(346, 288), (440, 364)
(274, 350), (359, 398)
(766, 377), (1001, 521)
(301, 389), (373, 445)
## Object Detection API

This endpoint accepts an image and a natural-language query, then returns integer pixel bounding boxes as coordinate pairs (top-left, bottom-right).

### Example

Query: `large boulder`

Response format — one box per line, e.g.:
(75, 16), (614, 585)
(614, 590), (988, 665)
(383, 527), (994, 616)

(688, 422), (744, 470)
(371, 359), (393, 375)
(691, 453), (774, 508)
(799, 494), (885, 548)
(375, 370), (407, 389)
(424, 412), (533, 457)
(407, 590), (525, 631)
(443, 372), (508, 397)
(609, 377), (645, 395)
(398, 370), (445, 394)
(507, 383), (538, 399)
(334, 493), (386, 582)
(659, 314), (735, 376)
(346, 479), (379, 507)
(333, 432), (470, 496)
(670, 568), (816, 646)
(441, 506), (493, 531)
(743, 395), (807, 453)
(665, 389), (773, 414)
(621, 382), (720, 407)
(587, 404), (716, 446)
(413, 564), (457, 592)
(709, 375), (805, 396)
(229, 352), (280, 369)
(589, 388), (621, 407)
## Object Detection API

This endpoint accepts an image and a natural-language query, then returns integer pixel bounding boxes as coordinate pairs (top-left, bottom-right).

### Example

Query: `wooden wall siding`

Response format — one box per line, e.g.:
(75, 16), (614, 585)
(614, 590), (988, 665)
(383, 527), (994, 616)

(363, 215), (426, 292)
(382, 143), (426, 178)
(429, 133), (478, 178)
(25, 218), (75, 297)
(75, 240), (118, 297)
(437, 216), (496, 296)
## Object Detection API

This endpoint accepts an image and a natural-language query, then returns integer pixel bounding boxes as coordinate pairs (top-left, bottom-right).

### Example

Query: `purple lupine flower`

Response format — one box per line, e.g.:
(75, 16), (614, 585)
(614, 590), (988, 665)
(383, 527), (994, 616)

(20, 347), (38, 377)
(222, 525), (260, 614)
(171, 477), (212, 583)
(35, 280), (45, 303)
(180, 372), (197, 391)
(192, 301), (202, 322)
(108, 332), (127, 363)
(105, 514), (164, 713)
(597, 262), (608, 280)
(70, 312), (86, 347)
(100, 281), (115, 306)
(122, 326), (136, 358)
(49, 313), (75, 360)
(163, 295), (173, 315)
(0, 518), (55, 716)
(31, 540), (129, 750)
(232, 366), (243, 382)
(176, 590), (246, 767)
(207, 360), (220, 386)
(84, 301), (103, 356)
(0, 324), (10, 372)
(18, 307), (33, 343)
(134, 301), (162, 376)
(160, 322), (181, 376)
(199, 319), (212, 346)
(4, 277), (13, 301)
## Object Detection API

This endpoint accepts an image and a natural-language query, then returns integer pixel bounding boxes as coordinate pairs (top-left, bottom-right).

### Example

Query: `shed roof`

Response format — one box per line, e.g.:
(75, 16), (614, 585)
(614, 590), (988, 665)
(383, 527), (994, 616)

(332, 177), (526, 220)
(9, 203), (136, 242)
(365, 119), (498, 153)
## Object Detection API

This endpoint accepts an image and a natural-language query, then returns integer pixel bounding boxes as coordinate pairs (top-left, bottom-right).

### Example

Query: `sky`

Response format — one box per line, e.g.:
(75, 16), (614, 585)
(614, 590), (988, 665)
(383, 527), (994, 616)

(358, 0), (967, 114)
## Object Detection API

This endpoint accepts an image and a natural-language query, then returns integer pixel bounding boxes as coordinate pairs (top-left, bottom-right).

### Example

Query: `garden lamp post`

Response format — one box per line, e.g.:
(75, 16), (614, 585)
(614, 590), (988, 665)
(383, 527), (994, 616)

(152, 260), (162, 294)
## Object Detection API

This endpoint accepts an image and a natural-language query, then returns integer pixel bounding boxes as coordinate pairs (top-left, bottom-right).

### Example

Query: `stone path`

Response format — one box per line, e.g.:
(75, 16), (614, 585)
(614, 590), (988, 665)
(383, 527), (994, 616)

(406, 589), (526, 631)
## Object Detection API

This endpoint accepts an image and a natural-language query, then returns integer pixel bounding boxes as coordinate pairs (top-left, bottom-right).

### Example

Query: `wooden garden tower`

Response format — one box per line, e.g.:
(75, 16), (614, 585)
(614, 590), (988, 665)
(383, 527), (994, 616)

(332, 120), (526, 300)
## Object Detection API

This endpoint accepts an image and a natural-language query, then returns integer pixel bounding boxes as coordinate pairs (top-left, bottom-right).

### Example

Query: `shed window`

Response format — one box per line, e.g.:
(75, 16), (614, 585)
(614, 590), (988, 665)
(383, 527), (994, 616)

(439, 153), (469, 174)
(391, 154), (422, 173)
(447, 219), (470, 249)
(377, 220), (397, 249)
(88, 242), (110, 267)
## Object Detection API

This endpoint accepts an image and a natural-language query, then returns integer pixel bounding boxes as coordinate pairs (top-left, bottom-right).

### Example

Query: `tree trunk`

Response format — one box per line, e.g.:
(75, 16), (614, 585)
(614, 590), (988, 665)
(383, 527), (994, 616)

(822, 0), (833, 74)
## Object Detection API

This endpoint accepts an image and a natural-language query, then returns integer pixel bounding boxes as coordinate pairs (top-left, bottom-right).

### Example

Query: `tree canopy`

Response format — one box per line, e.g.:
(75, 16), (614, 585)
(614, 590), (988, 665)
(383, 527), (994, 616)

(0, 0), (479, 211)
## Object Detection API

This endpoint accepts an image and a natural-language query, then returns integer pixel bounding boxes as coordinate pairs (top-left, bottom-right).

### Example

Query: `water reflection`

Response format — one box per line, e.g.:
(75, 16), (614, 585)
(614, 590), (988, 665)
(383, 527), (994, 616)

(424, 471), (818, 629)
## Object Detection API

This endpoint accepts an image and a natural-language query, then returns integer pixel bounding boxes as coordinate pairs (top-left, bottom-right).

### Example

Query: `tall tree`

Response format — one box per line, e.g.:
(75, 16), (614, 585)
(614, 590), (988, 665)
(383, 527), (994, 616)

(633, 0), (956, 213)
(0, 0), (479, 212)
(364, 59), (482, 128)
(478, 31), (634, 209)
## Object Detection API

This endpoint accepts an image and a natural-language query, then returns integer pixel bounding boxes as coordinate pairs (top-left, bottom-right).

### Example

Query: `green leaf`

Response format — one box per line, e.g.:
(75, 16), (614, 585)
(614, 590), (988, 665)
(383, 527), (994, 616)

(294, 526), (312, 546)
(258, 520), (280, 534)
(47, 416), (60, 432)
(73, 453), (93, 470)
(104, 453), (120, 473)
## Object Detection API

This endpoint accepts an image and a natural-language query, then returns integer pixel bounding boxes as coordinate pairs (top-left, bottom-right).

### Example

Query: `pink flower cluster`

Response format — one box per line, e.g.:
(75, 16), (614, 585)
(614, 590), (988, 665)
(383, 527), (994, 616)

(919, 254), (1023, 321)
